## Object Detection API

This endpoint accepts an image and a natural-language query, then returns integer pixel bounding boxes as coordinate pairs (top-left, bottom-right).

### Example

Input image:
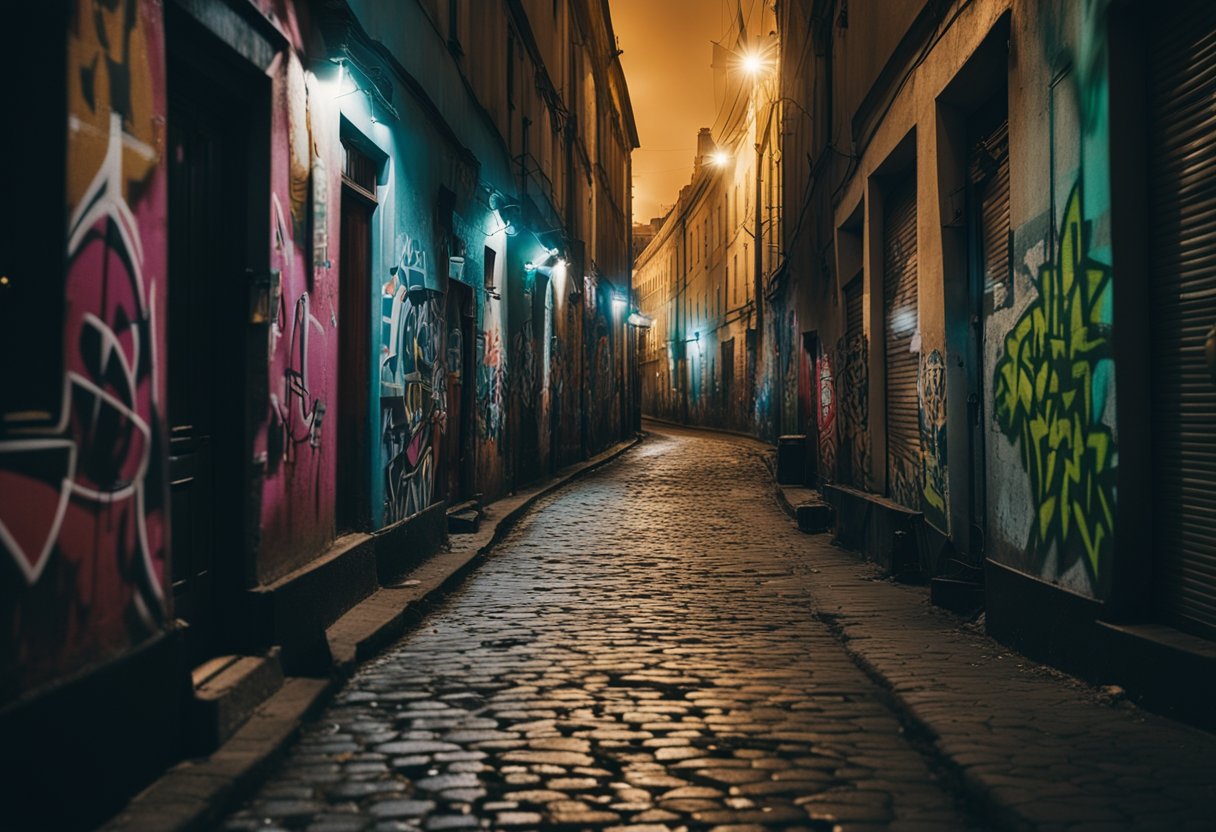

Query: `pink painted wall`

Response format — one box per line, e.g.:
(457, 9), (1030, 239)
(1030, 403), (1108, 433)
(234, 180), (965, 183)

(0, 0), (171, 700)
(253, 1), (345, 583)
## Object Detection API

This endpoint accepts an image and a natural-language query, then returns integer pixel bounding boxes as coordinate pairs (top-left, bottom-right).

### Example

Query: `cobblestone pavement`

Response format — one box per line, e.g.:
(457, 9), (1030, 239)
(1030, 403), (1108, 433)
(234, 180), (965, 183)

(221, 428), (979, 831)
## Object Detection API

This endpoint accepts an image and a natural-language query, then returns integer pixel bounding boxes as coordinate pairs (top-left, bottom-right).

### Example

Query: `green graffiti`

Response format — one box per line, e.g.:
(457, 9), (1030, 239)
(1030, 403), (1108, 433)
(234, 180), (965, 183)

(994, 184), (1115, 580)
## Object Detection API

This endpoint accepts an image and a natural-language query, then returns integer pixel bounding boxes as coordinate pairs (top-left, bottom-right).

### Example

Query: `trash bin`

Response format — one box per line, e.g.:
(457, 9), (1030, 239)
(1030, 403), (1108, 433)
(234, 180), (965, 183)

(776, 435), (807, 485)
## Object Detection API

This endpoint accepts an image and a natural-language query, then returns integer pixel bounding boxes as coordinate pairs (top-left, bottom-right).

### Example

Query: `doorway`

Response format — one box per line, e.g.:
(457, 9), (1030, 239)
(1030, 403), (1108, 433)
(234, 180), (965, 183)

(801, 332), (820, 486)
(166, 24), (262, 662)
(444, 279), (475, 503)
(965, 106), (1009, 558)
(337, 146), (375, 532)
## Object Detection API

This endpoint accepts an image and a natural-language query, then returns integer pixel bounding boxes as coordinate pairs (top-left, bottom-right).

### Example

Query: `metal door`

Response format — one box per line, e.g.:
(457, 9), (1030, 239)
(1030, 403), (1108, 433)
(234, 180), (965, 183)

(884, 175), (920, 508)
(1149, 0), (1216, 635)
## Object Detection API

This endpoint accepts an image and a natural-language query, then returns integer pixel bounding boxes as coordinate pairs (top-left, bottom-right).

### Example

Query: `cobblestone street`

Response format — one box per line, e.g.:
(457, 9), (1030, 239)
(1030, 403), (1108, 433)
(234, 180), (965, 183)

(221, 428), (976, 831)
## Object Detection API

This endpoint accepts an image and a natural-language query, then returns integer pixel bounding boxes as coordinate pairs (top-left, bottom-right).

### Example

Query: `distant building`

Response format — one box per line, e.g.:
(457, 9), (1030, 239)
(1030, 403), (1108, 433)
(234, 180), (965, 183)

(635, 3), (782, 436)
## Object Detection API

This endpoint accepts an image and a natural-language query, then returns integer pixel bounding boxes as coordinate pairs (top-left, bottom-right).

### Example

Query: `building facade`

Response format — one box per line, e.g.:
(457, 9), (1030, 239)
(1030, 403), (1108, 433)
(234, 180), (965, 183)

(776, 0), (1216, 724)
(0, 0), (636, 825)
(635, 0), (783, 438)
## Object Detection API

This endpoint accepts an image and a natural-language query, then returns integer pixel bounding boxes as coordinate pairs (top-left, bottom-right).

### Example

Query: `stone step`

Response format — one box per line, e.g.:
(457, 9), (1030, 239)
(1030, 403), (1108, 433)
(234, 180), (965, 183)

(448, 508), (481, 534)
(795, 501), (835, 534)
(190, 649), (284, 753)
(930, 576), (985, 613)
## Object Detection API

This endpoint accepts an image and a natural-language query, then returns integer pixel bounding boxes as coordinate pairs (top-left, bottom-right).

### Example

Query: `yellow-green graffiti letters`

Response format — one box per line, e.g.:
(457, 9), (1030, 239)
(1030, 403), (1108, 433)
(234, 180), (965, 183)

(994, 184), (1114, 582)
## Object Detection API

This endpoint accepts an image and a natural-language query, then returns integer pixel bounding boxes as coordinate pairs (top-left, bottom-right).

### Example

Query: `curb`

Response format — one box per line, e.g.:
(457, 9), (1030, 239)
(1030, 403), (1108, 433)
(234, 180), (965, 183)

(104, 434), (645, 832)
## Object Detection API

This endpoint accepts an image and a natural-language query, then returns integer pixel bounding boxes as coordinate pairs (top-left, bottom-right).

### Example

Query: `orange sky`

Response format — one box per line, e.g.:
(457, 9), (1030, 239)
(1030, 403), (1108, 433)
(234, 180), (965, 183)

(611, 0), (730, 224)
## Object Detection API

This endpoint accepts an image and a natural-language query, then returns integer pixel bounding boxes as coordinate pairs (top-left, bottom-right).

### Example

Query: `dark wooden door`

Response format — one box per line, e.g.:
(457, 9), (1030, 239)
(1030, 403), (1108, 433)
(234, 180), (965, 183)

(167, 58), (245, 660)
(444, 281), (473, 503)
(337, 190), (372, 532)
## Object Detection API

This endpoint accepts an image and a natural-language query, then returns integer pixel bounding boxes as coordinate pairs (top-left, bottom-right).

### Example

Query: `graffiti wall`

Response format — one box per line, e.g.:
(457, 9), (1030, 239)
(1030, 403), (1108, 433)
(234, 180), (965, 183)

(0, 0), (169, 699)
(918, 349), (948, 531)
(984, 0), (1116, 596)
(817, 348), (838, 481)
(379, 237), (444, 525)
(835, 332), (870, 490)
(990, 186), (1114, 591)
(257, 39), (342, 581)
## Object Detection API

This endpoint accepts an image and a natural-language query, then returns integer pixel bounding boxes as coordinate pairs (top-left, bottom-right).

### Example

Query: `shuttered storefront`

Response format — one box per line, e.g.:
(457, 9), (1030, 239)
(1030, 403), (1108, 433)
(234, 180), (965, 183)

(841, 275), (866, 489)
(1149, 0), (1216, 635)
(978, 121), (1010, 296)
(884, 174), (920, 509)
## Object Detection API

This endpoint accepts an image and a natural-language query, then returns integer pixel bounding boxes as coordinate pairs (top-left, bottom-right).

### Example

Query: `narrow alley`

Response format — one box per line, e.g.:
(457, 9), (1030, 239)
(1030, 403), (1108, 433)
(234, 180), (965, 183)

(205, 425), (1216, 832)
(221, 427), (975, 831)
(5, 1), (1216, 828)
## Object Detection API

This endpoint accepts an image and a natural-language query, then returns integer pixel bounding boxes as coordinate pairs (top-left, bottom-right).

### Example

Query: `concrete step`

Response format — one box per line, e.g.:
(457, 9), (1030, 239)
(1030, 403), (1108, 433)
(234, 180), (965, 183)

(447, 499), (483, 534)
(931, 576), (985, 613)
(795, 501), (835, 533)
(190, 649), (284, 753)
(448, 509), (481, 534)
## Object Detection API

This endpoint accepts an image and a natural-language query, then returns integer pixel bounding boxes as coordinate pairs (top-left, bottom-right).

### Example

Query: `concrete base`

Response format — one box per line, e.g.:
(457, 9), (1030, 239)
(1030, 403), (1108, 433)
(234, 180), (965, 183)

(191, 649), (285, 753)
(240, 533), (378, 675)
(985, 559), (1216, 732)
(375, 501), (448, 582)
(822, 484), (923, 576)
(795, 502), (835, 533)
(930, 576), (985, 613)
(0, 629), (189, 831)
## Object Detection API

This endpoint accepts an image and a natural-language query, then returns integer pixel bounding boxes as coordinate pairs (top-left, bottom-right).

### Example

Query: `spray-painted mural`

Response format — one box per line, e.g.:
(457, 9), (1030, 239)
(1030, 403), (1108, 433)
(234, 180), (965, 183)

(269, 195), (328, 464)
(380, 237), (444, 525)
(0, 0), (168, 695)
(918, 349), (948, 531)
(836, 334), (871, 490)
(477, 320), (506, 443)
(994, 184), (1114, 583)
(817, 350), (837, 481)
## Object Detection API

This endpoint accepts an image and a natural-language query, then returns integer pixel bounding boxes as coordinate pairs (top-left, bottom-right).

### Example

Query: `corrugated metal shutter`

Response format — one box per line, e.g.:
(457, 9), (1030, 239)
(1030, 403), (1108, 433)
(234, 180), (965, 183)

(979, 122), (1010, 295)
(845, 275), (863, 339)
(884, 174), (919, 509)
(1150, 0), (1216, 636)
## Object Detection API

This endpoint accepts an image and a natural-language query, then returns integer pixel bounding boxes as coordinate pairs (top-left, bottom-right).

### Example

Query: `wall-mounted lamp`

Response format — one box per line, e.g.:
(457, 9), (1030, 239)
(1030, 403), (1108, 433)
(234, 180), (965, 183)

(248, 269), (281, 325)
(612, 292), (628, 314)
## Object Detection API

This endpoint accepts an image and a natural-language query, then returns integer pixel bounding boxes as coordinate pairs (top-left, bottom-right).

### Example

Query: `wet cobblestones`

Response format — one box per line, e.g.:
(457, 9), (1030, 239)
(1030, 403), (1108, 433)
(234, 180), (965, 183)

(221, 430), (976, 831)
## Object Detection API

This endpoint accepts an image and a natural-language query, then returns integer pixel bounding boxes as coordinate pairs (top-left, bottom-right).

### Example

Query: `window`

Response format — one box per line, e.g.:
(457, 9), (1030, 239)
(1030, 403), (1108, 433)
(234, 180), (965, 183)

(448, 0), (461, 54)
(507, 31), (516, 111)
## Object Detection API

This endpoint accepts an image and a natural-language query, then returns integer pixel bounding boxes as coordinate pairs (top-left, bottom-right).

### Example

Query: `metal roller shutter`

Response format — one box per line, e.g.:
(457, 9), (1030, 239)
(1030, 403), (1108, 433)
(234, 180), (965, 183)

(1150, 0), (1216, 636)
(845, 275), (864, 339)
(884, 174), (920, 509)
(980, 121), (1010, 295)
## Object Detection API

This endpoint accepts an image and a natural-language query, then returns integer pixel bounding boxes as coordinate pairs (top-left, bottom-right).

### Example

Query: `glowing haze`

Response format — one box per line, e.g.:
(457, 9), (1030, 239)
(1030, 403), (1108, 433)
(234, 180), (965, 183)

(610, 0), (726, 225)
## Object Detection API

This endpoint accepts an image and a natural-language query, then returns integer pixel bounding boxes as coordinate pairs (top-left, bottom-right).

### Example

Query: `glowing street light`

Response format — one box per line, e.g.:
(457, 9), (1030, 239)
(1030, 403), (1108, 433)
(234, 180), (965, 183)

(709, 150), (731, 167)
(741, 51), (766, 76)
